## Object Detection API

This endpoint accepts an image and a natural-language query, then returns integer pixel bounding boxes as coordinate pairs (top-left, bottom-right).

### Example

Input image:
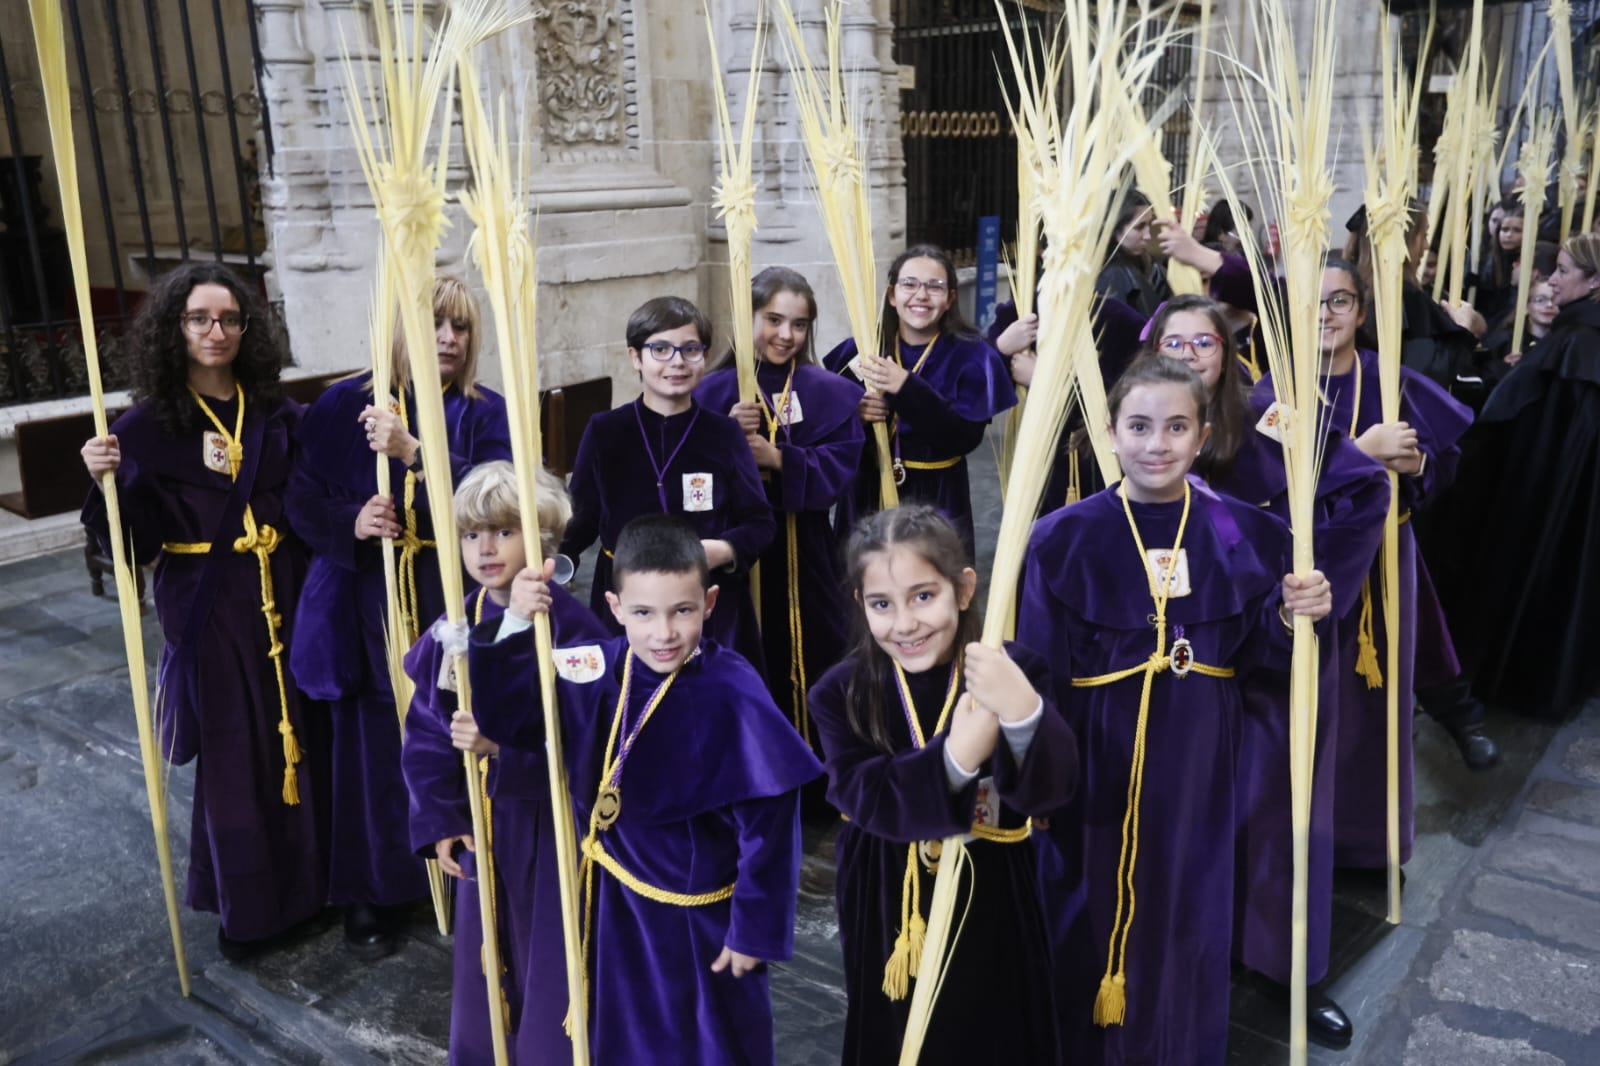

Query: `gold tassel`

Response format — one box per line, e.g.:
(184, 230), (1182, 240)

(882, 927), (913, 1001)
(1093, 974), (1128, 1026)
(281, 763), (300, 806)
(1355, 580), (1384, 690)
(883, 842), (923, 1001)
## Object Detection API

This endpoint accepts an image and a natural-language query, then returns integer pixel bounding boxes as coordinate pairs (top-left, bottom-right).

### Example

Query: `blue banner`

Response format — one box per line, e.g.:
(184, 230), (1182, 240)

(976, 215), (1000, 334)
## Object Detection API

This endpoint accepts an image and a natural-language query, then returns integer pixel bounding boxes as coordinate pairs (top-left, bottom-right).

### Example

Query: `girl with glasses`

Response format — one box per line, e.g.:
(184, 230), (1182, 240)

(560, 296), (776, 675)
(79, 262), (330, 964)
(824, 244), (1016, 559)
(286, 274), (512, 958)
(696, 269), (865, 768)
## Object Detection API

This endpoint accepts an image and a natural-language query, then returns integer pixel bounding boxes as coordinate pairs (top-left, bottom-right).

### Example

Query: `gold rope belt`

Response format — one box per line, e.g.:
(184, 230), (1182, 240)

(1355, 510), (1412, 690)
(783, 512), (810, 744)
(580, 835), (735, 907)
(163, 524), (302, 804)
(394, 468), (434, 644)
(901, 456), (961, 471)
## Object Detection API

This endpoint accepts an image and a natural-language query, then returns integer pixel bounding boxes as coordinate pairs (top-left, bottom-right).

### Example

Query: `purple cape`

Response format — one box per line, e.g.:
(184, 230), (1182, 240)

(695, 360), (865, 745)
(1019, 483), (1293, 1066)
(808, 644), (1077, 1065)
(1254, 352), (1472, 867)
(403, 585), (608, 1065)
(468, 634), (822, 1065)
(81, 395), (329, 941)
(558, 399), (775, 677)
(823, 333), (1016, 555)
(286, 372), (511, 906)
(1209, 402), (1389, 984)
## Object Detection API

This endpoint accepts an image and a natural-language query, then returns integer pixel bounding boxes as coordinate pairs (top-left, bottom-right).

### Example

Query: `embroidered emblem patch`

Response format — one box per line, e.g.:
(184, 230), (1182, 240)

(972, 776), (1000, 827)
(437, 655), (458, 693)
(1145, 547), (1192, 598)
(683, 472), (714, 512)
(776, 390), (804, 426)
(1255, 401), (1285, 442)
(203, 431), (230, 474)
(554, 645), (605, 684)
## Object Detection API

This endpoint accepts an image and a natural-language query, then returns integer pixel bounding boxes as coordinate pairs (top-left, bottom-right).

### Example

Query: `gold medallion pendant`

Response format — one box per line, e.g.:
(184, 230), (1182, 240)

(892, 459), (908, 486)
(595, 787), (622, 829)
(918, 838), (943, 874)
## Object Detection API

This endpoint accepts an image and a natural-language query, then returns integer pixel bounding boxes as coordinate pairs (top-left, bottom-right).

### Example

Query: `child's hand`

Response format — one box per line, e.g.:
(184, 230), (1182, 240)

(747, 435), (782, 471)
(450, 708), (499, 755)
(1153, 216), (1224, 275)
(996, 313), (1038, 356)
(857, 353), (911, 395)
(710, 946), (763, 978)
(858, 393), (890, 423)
(702, 539), (736, 570)
(81, 435), (120, 478)
(1281, 570), (1332, 622)
(1009, 347), (1037, 388)
(1355, 420), (1418, 463)
(434, 834), (473, 879)
(945, 692), (1000, 774)
(728, 401), (763, 436)
(963, 642), (1040, 723)
(508, 559), (556, 620)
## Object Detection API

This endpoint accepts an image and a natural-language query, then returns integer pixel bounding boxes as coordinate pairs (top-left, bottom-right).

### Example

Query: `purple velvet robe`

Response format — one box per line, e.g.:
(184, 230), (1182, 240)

(1209, 406), (1389, 985)
(468, 634), (822, 1065)
(559, 399), (776, 677)
(402, 584), (608, 1065)
(1019, 483), (1294, 1066)
(81, 396), (330, 941)
(808, 644), (1077, 1065)
(822, 333), (1016, 555)
(1254, 353), (1472, 868)
(287, 372), (511, 906)
(695, 360), (865, 744)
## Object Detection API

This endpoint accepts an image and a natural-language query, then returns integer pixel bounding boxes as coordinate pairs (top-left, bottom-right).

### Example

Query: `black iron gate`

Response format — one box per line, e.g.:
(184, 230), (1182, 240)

(893, 2), (1199, 267)
(0, 0), (273, 406)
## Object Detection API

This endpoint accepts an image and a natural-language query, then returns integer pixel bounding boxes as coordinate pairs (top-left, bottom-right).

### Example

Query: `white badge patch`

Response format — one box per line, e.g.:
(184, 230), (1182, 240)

(846, 354), (865, 380)
(554, 644), (606, 684)
(775, 390), (804, 426)
(437, 654), (458, 693)
(1255, 401), (1286, 443)
(203, 431), (230, 474)
(1145, 547), (1192, 598)
(682, 472), (714, 512)
(971, 776), (1000, 828)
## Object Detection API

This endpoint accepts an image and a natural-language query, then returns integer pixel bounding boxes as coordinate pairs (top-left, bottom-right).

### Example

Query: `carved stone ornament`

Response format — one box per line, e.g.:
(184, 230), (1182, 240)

(531, 0), (639, 157)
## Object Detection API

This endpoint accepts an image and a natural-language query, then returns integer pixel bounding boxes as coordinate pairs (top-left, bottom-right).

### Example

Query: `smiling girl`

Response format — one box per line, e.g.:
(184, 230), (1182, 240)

(696, 268), (864, 750)
(824, 244), (1016, 558)
(809, 504), (1077, 1065)
(1019, 355), (1331, 1066)
(81, 262), (328, 962)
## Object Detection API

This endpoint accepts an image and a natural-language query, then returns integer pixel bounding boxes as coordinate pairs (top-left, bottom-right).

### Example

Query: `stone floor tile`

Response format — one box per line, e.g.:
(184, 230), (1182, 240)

(1427, 928), (1600, 1035)
(1401, 1013), (1566, 1066)
(1467, 874), (1600, 953)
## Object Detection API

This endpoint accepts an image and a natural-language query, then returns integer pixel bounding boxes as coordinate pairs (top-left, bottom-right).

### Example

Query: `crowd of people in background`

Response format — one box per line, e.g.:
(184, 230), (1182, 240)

(74, 174), (1600, 1064)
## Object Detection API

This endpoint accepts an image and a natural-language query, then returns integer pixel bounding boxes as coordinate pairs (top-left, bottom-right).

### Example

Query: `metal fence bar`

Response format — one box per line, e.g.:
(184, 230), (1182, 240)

(174, 0), (225, 258)
(210, 0), (258, 269)
(65, 0), (130, 323)
(0, 32), (64, 399)
(242, 0), (277, 177)
(104, 0), (159, 269)
(140, 0), (191, 254)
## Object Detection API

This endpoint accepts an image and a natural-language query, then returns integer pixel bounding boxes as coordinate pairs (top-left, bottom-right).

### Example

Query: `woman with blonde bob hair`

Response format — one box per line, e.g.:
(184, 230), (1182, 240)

(287, 273), (511, 957)
(1455, 232), (1600, 718)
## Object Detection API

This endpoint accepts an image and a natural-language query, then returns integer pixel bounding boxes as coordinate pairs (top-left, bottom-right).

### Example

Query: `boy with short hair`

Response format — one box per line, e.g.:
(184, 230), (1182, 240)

(559, 296), (775, 677)
(401, 460), (606, 1065)
(470, 514), (822, 1065)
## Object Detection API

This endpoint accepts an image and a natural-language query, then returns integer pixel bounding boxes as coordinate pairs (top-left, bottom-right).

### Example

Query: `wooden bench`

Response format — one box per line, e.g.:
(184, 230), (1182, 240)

(540, 376), (612, 476)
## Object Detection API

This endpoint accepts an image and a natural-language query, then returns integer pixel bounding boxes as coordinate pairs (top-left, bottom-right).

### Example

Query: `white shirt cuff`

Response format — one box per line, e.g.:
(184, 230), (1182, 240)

(999, 697), (1045, 763)
(495, 613), (534, 642)
(943, 745), (980, 792)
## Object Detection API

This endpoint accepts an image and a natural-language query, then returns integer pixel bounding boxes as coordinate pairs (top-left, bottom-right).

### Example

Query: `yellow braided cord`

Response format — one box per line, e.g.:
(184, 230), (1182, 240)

(880, 660), (961, 1000)
(1082, 483), (1192, 1027)
(783, 512), (810, 744)
(901, 457), (962, 472)
(1355, 578), (1384, 689)
(582, 836), (736, 906)
(393, 390), (434, 644)
(181, 387), (301, 805)
(967, 822), (1032, 844)
(884, 336), (940, 502)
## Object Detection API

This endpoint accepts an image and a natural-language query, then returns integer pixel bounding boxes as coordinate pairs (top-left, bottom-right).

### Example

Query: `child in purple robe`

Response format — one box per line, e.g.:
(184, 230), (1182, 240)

(1253, 262), (1472, 875)
(823, 244), (1016, 557)
(696, 267), (865, 756)
(560, 297), (775, 677)
(809, 504), (1078, 1065)
(1148, 297), (1388, 1047)
(287, 275), (512, 957)
(81, 262), (329, 961)
(1019, 356), (1333, 1066)
(469, 515), (821, 1064)
(401, 461), (607, 1065)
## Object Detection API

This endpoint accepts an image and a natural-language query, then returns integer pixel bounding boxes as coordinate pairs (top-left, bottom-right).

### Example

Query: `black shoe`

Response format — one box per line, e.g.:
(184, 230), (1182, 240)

(217, 926), (263, 964)
(344, 903), (399, 961)
(1306, 986), (1353, 1050)
(1444, 723), (1501, 771)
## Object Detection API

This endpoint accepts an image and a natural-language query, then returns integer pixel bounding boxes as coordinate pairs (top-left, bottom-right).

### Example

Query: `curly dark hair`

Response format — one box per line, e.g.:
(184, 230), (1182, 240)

(127, 261), (286, 436)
